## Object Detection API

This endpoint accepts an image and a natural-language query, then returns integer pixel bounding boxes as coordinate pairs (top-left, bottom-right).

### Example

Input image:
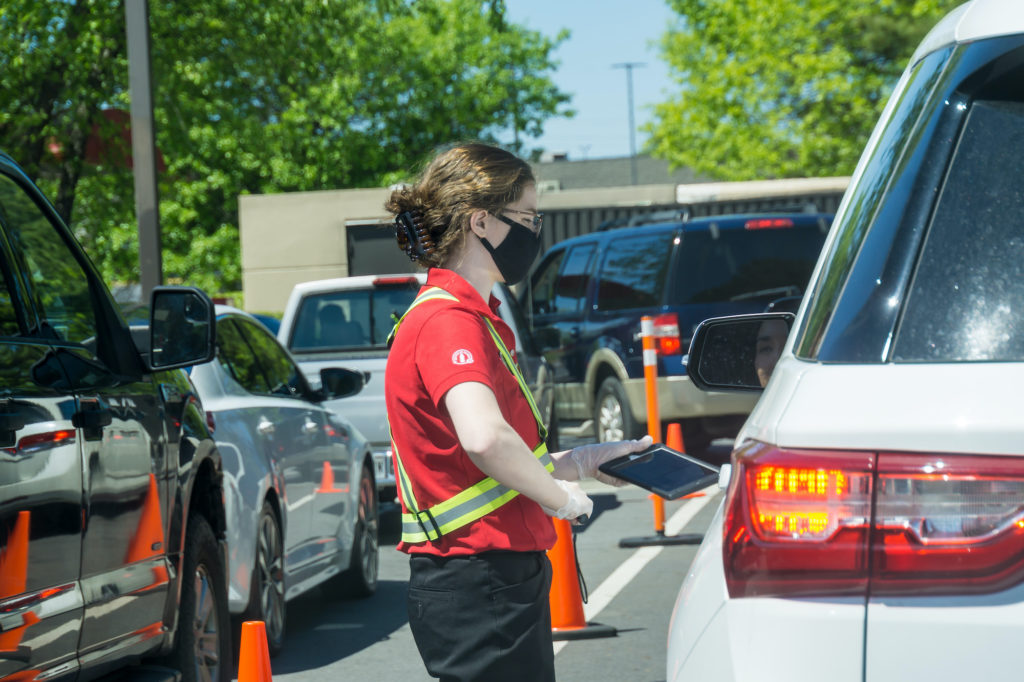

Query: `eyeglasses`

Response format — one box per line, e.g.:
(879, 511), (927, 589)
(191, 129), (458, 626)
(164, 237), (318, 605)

(500, 208), (544, 232)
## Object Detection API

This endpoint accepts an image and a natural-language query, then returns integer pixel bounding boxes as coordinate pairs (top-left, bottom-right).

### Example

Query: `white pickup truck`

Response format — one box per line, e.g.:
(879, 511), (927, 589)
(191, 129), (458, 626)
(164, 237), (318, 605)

(278, 273), (555, 510)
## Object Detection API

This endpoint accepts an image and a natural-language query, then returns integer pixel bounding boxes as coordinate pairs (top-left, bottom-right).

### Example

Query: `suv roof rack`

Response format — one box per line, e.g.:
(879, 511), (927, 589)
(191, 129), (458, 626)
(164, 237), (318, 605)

(597, 207), (692, 231)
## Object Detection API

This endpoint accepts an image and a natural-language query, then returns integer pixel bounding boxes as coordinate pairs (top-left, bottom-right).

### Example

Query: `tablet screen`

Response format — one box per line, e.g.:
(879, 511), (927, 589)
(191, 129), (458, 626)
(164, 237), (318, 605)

(599, 445), (720, 500)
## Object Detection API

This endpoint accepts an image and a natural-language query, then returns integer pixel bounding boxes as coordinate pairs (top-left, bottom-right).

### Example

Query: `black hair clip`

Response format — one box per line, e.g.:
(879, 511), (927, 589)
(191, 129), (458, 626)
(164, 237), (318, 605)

(395, 210), (436, 262)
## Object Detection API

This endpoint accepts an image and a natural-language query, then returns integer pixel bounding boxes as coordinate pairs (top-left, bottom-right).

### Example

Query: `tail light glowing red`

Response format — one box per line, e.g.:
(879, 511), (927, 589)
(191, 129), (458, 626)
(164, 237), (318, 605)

(871, 453), (1024, 595)
(651, 313), (681, 355)
(744, 218), (794, 229)
(724, 443), (1024, 599)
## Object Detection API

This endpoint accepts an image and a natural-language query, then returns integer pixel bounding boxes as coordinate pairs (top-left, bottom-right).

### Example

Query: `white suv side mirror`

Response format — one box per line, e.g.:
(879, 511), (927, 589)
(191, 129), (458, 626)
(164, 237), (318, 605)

(718, 463), (732, 490)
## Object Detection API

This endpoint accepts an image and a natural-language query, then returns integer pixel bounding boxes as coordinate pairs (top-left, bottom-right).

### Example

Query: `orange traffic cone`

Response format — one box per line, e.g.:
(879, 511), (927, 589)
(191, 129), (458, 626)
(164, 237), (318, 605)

(619, 423), (704, 548)
(0, 511), (30, 599)
(126, 474), (165, 563)
(237, 620), (273, 682)
(316, 461), (342, 493)
(0, 511), (33, 654)
(546, 518), (616, 641)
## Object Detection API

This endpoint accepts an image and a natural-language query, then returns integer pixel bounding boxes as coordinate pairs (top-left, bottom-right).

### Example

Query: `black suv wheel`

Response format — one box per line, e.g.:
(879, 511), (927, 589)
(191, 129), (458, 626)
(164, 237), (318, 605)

(169, 513), (231, 682)
(594, 377), (641, 442)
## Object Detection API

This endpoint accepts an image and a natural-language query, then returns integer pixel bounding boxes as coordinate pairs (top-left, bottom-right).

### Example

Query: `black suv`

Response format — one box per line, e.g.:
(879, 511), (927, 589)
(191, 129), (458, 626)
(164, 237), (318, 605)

(520, 211), (831, 452)
(0, 153), (229, 681)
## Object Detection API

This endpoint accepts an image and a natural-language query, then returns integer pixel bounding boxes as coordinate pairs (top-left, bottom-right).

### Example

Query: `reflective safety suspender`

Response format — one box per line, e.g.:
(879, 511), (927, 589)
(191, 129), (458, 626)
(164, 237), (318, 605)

(388, 286), (553, 544)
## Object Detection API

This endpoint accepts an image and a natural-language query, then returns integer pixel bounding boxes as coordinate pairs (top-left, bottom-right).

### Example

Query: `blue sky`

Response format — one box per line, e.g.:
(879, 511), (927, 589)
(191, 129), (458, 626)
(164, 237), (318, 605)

(504, 0), (677, 161)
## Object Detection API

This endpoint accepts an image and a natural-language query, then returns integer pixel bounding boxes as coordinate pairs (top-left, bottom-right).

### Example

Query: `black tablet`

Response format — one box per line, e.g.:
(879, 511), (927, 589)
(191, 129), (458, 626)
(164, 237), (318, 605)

(598, 444), (720, 500)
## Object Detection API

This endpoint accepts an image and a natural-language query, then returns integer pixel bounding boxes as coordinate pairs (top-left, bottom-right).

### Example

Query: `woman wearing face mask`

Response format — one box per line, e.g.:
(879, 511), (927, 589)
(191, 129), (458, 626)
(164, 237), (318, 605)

(384, 142), (650, 682)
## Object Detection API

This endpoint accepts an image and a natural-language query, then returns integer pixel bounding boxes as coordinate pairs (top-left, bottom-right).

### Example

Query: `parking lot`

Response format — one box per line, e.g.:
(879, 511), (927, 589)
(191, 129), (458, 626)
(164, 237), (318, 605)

(258, 475), (723, 682)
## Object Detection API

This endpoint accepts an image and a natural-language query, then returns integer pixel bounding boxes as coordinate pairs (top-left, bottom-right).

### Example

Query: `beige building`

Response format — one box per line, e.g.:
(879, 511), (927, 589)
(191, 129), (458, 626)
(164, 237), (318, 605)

(240, 155), (848, 314)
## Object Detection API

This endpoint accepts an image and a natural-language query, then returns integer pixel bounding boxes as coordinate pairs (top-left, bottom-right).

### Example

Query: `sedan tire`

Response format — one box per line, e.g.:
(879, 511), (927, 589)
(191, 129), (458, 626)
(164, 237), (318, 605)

(326, 463), (379, 599)
(242, 501), (286, 657)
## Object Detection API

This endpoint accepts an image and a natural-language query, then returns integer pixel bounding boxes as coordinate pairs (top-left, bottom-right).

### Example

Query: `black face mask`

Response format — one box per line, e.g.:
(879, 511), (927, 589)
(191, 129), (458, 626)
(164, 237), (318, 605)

(480, 213), (541, 285)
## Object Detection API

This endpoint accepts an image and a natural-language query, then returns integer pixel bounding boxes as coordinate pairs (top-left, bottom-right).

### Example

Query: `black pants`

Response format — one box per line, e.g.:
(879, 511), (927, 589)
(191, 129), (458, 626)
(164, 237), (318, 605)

(407, 550), (555, 682)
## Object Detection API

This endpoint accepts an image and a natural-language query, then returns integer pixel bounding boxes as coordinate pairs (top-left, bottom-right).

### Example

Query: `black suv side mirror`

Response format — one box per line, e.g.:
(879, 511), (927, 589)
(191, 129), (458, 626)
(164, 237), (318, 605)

(149, 287), (216, 370)
(687, 313), (794, 392)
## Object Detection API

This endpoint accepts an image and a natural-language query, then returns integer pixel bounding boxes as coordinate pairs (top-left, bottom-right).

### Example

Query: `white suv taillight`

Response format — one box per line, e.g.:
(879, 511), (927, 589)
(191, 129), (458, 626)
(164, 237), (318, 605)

(872, 453), (1024, 595)
(724, 442), (1024, 599)
(724, 442), (873, 598)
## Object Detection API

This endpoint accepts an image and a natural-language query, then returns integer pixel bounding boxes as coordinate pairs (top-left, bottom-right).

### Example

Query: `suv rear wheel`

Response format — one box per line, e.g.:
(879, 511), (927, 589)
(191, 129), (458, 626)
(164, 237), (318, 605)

(594, 377), (641, 442)
(168, 513), (231, 682)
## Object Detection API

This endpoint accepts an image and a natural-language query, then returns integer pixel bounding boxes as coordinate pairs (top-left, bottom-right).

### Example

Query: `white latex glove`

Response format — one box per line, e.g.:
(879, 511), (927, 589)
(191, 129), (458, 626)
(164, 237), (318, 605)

(541, 479), (594, 521)
(571, 435), (654, 486)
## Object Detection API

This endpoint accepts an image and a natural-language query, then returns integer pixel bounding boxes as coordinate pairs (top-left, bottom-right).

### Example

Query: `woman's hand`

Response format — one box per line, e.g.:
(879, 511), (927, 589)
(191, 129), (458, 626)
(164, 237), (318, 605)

(542, 479), (594, 521)
(570, 436), (654, 486)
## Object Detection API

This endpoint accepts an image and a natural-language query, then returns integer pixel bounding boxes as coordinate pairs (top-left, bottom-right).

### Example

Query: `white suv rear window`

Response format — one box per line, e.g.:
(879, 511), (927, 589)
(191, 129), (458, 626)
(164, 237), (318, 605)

(895, 99), (1024, 362)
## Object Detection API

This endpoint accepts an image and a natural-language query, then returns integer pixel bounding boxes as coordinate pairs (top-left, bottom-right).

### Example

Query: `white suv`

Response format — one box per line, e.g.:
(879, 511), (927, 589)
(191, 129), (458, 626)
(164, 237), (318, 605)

(667, 2), (1024, 680)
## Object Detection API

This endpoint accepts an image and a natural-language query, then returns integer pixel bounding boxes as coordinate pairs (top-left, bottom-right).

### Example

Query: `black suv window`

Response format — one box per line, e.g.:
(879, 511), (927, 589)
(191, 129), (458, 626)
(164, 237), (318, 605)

(553, 244), (596, 314)
(528, 249), (567, 317)
(670, 226), (827, 305)
(596, 232), (674, 311)
(895, 99), (1024, 362)
(0, 253), (21, 337)
(0, 173), (97, 344)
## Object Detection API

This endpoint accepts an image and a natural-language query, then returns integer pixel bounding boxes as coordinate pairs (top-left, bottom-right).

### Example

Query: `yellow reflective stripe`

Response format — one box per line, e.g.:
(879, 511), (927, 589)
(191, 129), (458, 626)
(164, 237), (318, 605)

(386, 287), (459, 346)
(399, 442), (552, 544)
(481, 317), (547, 443)
(389, 432), (420, 512)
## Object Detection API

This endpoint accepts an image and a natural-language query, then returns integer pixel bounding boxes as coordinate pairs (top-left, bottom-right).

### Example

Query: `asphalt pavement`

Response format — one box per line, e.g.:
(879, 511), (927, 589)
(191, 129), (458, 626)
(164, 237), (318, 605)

(243, 441), (728, 682)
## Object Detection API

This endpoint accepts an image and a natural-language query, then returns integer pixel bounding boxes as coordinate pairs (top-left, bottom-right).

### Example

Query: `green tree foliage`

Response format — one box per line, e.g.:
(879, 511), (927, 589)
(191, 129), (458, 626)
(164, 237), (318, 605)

(0, 0), (569, 294)
(647, 0), (960, 181)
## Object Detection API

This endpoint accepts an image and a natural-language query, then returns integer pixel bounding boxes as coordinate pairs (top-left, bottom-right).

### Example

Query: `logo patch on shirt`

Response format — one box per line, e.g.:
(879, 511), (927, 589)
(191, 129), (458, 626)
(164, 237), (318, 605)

(451, 349), (474, 365)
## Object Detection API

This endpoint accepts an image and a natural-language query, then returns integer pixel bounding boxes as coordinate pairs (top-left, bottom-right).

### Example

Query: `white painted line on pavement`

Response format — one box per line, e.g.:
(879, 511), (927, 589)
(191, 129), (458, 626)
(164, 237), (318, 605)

(554, 487), (716, 655)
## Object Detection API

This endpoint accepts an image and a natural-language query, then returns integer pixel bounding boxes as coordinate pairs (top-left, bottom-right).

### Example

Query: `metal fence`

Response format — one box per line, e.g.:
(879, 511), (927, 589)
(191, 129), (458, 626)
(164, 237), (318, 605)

(537, 189), (845, 254)
(349, 186), (848, 276)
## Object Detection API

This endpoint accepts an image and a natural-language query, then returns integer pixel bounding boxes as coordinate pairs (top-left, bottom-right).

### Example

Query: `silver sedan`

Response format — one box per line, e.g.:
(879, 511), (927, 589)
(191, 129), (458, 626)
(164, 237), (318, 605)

(188, 306), (379, 656)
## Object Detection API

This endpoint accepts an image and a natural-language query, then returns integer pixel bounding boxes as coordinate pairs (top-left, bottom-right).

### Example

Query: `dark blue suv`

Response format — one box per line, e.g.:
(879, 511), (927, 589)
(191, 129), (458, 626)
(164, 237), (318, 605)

(520, 211), (832, 453)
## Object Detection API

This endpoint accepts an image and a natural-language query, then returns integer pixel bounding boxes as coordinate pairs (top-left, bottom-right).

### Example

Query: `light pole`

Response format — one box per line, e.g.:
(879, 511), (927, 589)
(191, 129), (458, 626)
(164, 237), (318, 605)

(125, 0), (163, 299)
(613, 62), (645, 185)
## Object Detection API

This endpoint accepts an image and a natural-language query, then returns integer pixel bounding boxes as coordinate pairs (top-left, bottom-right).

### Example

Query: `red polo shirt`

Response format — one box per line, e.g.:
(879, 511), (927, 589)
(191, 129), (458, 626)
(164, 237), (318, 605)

(385, 268), (556, 556)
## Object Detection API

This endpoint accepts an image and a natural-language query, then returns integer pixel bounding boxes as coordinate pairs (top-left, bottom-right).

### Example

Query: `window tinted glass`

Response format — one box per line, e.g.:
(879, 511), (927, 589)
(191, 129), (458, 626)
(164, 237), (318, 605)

(216, 318), (269, 394)
(288, 281), (419, 350)
(553, 244), (595, 314)
(596, 232), (673, 311)
(236, 317), (305, 397)
(0, 173), (97, 344)
(527, 249), (566, 317)
(0, 256), (21, 337)
(795, 54), (947, 359)
(670, 226), (827, 305)
(895, 99), (1024, 361)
